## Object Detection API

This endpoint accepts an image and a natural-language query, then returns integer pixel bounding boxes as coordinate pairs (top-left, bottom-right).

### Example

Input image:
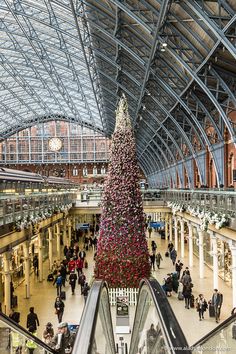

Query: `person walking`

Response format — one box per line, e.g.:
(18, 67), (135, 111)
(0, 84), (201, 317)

(175, 260), (183, 280)
(211, 289), (223, 323)
(82, 282), (90, 303)
(69, 269), (77, 295)
(33, 255), (39, 277)
(182, 283), (193, 309)
(150, 252), (156, 271)
(170, 248), (177, 265)
(54, 296), (65, 323)
(53, 272), (63, 296)
(26, 307), (39, 332)
(43, 322), (54, 345)
(156, 252), (163, 269)
(78, 271), (86, 295)
(196, 294), (208, 320)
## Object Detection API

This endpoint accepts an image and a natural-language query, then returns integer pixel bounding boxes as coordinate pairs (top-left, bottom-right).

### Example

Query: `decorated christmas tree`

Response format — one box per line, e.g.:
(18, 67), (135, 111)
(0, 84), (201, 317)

(95, 94), (151, 287)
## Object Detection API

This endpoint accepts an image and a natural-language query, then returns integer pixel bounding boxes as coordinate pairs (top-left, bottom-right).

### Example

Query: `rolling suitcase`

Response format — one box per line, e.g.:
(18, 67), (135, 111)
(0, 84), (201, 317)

(165, 251), (169, 257)
(60, 291), (66, 300)
(209, 304), (215, 317)
(190, 294), (195, 308)
(178, 291), (184, 300)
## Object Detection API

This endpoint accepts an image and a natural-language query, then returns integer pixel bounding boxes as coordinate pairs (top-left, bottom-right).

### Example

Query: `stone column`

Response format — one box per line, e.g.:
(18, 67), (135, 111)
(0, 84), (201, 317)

(169, 215), (173, 242)
(174, 217), (178, 252)
(56, 223), (61, 260)
(63, 219), (67, 246)
(165, 214), (168, 240)
(211, 233), (219, 290)
(188, 223), (193, 268)
(23, 241), (30, 299)
(198, 229), (204, 279)
(68, 219), (72, 247)
(48, 227), (53, 270)
(72, 215), (76, 231)
(38, 233), (43, 282)
(180, 219), (185, 258)
(230, 244), (236, 307)
(3, 252), (11, 315)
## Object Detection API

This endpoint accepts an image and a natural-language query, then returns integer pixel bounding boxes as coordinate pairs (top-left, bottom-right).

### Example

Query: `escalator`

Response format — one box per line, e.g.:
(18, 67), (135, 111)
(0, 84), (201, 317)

(192, 314), (236, 353)
(2, 279), (235, 354)
(73, 278), (191, 354)
(0, 312), (55, 353)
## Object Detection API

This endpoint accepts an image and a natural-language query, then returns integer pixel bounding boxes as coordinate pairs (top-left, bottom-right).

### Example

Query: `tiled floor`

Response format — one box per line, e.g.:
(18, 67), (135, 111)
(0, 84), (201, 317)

(12, 231), (233, 348)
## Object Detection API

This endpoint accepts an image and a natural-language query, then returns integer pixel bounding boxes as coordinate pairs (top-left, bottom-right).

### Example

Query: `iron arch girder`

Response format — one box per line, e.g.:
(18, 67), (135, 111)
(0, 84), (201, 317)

(150, 64), (225, 147)
(136, 126), (171, 168)
(4, 1), (91, 125)
(138, 149), (163, 175)
(163, 45), (236, 143)
(0, 114), (105, 141)
(137, 139), (166, 172)
(138, 112), (184, 161)
(93, 0), (235, 143)
(148, 91), (203, 157)
(70, 0), (106, 131)
(137, 149), (157, 175)
(139, 118), (176, 166)
(139, 159), (151, 177)
(184, 1), (236, 61)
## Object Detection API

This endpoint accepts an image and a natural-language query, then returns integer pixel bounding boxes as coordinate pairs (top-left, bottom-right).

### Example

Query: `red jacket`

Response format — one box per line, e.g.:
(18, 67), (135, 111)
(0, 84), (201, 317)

(68, 260), (76, 272)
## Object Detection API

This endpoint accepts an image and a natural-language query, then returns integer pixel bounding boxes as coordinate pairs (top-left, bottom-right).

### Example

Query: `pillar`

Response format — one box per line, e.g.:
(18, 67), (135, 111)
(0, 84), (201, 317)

(56, 223), (61, 260)
(188, 223), (193, 268)
(174, 217), (178, 252)
(230, 244), (236, 307)
(165, 214), (168, 240)
(23, 241), (30, 299)
(198, 229), (204, 279)
(211, 233), (219, 290)
(72, 215), (76, 231)
(169, 215), (173, 242)
(38, 233), (43, 282)
(180, 219), (185, 259)
(48, 227), (53, 270)
(68, 220), (72, 247)
(63, 219), (67, 246)
(3, 252), (11, 315)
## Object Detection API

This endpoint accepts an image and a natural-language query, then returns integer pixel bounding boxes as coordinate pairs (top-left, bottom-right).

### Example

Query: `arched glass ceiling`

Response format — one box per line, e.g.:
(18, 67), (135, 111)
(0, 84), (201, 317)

(0, 0), (105, 139)
(1, 0), (236, 181)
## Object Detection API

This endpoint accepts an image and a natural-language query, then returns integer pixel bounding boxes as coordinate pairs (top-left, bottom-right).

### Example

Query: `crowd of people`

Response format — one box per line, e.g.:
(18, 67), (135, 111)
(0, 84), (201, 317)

(7, 227), (97, 353)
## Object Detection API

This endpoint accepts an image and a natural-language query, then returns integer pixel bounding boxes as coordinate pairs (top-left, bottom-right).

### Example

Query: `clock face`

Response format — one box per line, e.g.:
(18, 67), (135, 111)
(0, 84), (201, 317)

(48, 138), (62, 152)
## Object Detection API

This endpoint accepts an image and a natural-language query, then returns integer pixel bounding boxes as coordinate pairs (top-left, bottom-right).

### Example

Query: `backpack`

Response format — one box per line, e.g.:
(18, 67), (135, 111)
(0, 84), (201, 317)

(56, 276), (62, 285)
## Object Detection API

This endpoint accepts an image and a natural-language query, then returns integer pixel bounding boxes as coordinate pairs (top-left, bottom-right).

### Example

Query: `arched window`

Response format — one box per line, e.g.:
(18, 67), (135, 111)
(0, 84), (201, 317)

(83, 165), (88, 177)
(72, 166), (78, 176)
(93, 165), (97, 176)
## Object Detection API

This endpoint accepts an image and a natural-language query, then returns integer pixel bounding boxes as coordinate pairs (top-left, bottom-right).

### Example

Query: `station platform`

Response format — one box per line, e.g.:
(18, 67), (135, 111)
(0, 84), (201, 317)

(13, 231), (233, 347)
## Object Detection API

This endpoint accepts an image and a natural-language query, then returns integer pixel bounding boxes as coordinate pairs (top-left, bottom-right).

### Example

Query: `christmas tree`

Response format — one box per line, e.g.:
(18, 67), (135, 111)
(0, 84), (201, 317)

(95, 94), (151, 287)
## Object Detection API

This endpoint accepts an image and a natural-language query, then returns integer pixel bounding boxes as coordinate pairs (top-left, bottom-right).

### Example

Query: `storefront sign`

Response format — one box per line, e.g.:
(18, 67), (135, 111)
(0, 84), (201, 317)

(78, 223), (90, 230)
(150, 221), (165, 228)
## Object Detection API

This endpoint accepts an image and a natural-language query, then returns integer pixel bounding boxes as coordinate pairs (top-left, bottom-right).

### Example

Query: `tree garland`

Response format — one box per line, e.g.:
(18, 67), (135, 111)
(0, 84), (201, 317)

(167, 202), (230, 231)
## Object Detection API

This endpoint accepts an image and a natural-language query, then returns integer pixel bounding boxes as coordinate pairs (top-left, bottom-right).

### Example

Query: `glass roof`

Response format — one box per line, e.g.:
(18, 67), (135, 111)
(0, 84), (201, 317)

(0, 0), (104, 139)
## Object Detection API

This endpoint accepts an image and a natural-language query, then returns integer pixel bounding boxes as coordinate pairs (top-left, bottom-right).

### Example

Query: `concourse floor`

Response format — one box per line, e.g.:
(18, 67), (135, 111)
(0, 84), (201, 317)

(12, 231), (233, 347)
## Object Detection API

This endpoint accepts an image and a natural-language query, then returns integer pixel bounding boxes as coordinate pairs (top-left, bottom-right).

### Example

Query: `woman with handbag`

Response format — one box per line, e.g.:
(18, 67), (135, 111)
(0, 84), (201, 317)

(54, 296), (65, 323)
(196, 294), (208, 320)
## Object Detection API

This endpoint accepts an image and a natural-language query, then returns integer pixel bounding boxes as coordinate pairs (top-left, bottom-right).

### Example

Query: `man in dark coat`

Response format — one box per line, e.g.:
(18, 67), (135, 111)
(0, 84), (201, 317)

(26, 307), (39, 331)
(211, 289), (223, 323)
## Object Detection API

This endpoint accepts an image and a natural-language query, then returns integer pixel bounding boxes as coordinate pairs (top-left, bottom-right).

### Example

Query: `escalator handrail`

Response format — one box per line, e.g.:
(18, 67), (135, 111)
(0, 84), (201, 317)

(130, 278), (192, 354)
(193, 313), (236, 347)
(72, 280), (116, 354)
(0, 312), (56, 353)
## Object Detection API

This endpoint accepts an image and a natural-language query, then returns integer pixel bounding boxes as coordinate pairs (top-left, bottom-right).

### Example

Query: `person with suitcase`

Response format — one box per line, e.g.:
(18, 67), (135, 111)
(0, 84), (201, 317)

(53, 272), (63, 297)
(54, 296), (65, 323)
(196, 294), (208, 320)
(211, 289), (223, 323)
